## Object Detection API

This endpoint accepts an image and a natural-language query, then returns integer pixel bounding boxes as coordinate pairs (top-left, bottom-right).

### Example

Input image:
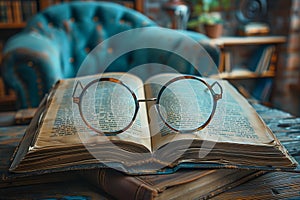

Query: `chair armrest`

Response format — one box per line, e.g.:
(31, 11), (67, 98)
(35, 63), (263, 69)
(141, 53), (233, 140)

(1, 32), (62, 108)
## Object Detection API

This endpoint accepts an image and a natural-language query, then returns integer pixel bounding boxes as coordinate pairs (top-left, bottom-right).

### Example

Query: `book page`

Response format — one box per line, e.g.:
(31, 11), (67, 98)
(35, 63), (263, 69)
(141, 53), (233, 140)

(33, 73), (152, 152)
(144, 73), (275, 151)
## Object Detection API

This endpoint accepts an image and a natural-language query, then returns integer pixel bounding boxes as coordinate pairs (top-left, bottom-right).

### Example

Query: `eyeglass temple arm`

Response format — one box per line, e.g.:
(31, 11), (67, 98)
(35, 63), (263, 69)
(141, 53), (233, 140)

(72, 81), (84, 104)
(211, 81), (223, 100)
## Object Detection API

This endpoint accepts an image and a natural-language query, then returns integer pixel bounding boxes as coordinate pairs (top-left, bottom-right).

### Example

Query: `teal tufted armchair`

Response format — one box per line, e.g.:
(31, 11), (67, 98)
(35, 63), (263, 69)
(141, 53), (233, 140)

(1, 1), (220, 109)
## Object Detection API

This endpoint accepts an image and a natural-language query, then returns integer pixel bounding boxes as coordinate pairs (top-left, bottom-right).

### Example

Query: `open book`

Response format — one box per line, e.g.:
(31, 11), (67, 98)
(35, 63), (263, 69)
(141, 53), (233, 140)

(9, 72), (298, 174)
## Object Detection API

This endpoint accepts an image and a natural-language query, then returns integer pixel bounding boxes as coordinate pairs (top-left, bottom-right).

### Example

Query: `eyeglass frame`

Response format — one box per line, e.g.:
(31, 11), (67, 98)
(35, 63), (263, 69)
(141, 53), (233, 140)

(72, 75), (223, 135)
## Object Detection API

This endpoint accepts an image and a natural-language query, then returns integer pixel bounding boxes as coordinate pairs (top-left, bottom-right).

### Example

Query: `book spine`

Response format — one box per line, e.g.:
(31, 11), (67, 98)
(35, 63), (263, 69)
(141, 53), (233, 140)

(11, 1), (22, 23)
(0, 1), (7, 23)
(84, 169), (157, 200)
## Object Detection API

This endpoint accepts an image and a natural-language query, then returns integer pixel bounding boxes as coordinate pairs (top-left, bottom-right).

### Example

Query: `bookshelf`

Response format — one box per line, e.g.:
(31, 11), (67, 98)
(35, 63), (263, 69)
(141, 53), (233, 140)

(0, 1), (37, 27)
(209, 36), (287, 104)
(0, 0), (144, 40)
(39, 0), (144, 13)
(210, 36), (286, 46)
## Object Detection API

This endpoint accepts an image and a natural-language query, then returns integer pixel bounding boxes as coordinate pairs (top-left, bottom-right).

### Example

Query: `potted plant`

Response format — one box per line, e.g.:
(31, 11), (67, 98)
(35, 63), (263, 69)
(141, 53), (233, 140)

(187, 0), (230, 38)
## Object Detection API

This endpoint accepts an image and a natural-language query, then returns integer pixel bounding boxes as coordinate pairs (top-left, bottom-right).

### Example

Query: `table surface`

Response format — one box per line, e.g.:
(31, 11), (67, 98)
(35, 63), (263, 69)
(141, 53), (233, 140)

(0, 103), (299, 199)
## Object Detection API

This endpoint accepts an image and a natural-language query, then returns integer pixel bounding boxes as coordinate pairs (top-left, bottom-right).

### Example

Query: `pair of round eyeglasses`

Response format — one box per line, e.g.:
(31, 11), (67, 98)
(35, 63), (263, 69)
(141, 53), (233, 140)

(72, 75), (223, 135)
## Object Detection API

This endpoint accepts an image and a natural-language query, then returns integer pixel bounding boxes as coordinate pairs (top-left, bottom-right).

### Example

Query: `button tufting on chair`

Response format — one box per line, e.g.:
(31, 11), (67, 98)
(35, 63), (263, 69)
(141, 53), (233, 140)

(93, 16), (99, 22)
(85, 47), (90, 53)
(27, 61), (33, 67)
(107, 48), (113, 54)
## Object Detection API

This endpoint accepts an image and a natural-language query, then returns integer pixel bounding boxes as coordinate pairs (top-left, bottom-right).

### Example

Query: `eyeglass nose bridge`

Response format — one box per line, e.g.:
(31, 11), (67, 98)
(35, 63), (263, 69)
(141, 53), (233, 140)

(137, 98), (157, 103)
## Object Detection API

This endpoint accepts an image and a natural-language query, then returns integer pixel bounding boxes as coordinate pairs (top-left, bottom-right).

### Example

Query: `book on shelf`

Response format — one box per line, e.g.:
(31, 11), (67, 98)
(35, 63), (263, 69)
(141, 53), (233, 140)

(219, 45), (276, 79)
(0, 1), (8, 23)
(0, 0), (38, 24)
(262, 46), (275, 74)
(249, 45), (276, 74)
(224, 51), (231, 73)
(21, 0), (38, 22)
(9, 72), (299, 175)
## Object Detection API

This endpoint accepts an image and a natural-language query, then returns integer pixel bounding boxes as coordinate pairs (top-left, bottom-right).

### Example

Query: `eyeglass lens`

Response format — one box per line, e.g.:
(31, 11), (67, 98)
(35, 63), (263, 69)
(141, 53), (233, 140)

(80, 81), (136, 133)
(158, 78), (214, 132)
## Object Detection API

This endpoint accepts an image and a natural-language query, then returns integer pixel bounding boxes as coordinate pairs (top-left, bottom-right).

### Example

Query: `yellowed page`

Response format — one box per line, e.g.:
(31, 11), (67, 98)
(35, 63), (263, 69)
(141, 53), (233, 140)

(33, 72), (152, 152)
(145, 73), (275, 151)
